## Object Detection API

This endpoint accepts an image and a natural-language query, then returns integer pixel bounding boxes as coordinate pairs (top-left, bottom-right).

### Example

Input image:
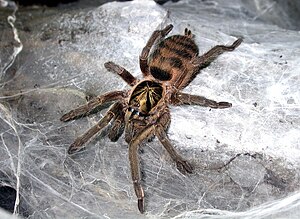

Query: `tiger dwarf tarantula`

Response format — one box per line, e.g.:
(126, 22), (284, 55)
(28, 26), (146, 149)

(61, 24), (242, 213)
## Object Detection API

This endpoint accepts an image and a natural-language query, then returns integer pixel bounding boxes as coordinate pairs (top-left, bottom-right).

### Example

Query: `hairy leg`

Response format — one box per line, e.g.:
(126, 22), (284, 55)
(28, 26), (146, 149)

(139, 24), (173, 76)
(172, 92), (232, 109)
(108, 109), (125, 142)
(60, 90), (126, 122)
(67, 102), (122, 154)
(176, 38), (242, 89)
(155, 113), (193, 174)
(104, 61), (138, 86)
(128, 125), (155, 213)
(192, 38), (243, 68)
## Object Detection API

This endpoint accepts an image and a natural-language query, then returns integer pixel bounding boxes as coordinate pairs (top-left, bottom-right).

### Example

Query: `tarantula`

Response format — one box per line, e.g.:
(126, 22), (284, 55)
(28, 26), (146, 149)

(60, 24), (242, 213)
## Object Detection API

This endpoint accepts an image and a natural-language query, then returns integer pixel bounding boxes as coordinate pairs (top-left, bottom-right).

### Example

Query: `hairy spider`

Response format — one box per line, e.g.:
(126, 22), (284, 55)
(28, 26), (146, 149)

(60, 24), (242, 213)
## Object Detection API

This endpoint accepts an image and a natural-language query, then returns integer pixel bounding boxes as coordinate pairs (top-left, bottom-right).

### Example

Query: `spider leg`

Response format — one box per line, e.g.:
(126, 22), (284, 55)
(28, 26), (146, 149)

(139, 24), (173, 76)
(128, 125), (155, 213)
(60, 90), (126, 122)
(192, 38), (243, 68)
(175, 38), (242, 89)
(67, 102), (122, 154)
(184, 27), (192, 38)
(155, 113), (193, 174)
(108, 108), (125, 142)
(104, 61), (138, 86)
(171, 92), (232, 109)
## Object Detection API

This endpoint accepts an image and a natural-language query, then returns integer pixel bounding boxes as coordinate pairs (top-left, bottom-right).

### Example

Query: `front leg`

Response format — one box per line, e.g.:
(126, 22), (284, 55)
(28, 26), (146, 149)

(108, 108), (125, 142)
(60, 90), (126, 122)
(128, 125), (155, 213)
(155, 124), (193, 174)
(104, 61), (138, 86)
(172, 92), (232, 109)
(67, 102), (122, 154)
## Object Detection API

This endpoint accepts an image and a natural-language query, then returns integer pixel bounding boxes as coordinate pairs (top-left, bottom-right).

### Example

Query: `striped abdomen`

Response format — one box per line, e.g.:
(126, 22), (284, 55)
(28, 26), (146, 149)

(148, 35), (199, 86)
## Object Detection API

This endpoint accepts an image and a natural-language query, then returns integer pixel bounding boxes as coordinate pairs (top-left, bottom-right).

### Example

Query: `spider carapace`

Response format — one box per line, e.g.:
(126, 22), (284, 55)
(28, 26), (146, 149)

(60, 24), (242, 213)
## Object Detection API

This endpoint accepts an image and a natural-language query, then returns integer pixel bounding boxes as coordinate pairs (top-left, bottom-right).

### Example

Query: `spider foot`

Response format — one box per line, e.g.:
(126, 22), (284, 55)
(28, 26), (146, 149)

(133, 180), (145, 213)
(138, 198), (144, 214)
(162, 24), (173, 36)
(60, 111), (74, 122)
(104, 61), (119, 72)
(184, 28), (192, 37)
(176, 160), (193, 174)
(216, 102), (232, 109)
(67, 139), (85, 154)
(231, 38), (243, 49)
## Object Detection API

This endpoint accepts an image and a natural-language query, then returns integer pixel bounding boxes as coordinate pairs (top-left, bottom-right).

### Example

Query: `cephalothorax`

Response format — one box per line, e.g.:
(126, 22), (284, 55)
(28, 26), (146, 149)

(61, 24), (242, 213)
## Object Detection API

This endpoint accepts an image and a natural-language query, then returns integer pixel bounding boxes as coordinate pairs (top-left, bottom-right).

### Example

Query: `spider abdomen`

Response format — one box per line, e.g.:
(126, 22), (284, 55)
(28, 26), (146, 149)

(149, 35), (199, 82)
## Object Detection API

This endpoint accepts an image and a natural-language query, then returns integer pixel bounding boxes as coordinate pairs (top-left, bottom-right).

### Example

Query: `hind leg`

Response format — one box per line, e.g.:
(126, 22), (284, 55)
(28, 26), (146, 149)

(192, 38), (243, 68)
